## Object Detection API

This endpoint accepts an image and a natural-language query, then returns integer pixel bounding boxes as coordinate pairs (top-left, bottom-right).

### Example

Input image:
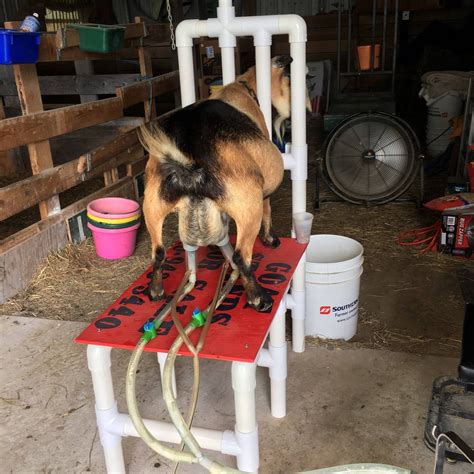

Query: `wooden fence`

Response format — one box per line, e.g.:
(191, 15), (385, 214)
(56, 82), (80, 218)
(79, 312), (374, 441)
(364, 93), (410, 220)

(0, 19), (180, 303)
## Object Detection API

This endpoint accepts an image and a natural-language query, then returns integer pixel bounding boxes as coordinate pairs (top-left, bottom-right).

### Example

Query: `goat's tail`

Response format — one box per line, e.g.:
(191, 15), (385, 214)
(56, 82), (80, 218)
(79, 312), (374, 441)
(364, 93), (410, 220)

(139, 123), (211, 198)
(139, 123), (192, 167)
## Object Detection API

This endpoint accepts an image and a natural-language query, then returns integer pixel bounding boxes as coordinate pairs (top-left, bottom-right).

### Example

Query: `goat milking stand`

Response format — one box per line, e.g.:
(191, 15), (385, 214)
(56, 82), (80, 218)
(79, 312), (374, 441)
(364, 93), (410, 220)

(75, 4), (309, 472)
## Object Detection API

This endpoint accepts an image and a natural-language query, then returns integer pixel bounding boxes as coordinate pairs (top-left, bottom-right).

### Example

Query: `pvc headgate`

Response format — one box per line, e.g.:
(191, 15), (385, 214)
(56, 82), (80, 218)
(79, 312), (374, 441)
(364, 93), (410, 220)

(176, 2), (308, 352)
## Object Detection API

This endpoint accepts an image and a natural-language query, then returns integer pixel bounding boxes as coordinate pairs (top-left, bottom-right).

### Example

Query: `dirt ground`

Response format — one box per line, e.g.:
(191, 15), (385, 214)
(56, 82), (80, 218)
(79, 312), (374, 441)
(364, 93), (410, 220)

(1, 118), (472, 358)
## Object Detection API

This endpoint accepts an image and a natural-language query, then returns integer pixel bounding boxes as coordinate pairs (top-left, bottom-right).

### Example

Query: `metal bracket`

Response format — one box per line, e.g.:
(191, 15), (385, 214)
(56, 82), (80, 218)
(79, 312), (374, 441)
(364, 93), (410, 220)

(433, 426), (474, 474)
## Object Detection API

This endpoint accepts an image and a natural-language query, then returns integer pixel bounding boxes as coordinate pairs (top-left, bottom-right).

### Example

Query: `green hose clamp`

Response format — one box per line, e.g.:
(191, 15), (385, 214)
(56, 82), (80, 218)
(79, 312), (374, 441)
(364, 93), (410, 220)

(142, 321), (157, 341)
(191, 308), (206, 328)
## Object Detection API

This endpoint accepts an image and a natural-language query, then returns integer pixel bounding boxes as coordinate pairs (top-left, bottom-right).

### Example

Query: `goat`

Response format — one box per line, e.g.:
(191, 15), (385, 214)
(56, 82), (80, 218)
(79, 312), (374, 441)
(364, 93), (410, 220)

(139, 55), (296, 312)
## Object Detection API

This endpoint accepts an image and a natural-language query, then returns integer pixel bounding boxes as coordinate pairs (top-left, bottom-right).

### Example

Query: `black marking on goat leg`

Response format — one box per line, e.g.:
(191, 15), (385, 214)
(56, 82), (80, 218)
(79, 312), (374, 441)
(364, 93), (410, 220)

(149, 246), (166, 301)
(233, 250), (273, 312)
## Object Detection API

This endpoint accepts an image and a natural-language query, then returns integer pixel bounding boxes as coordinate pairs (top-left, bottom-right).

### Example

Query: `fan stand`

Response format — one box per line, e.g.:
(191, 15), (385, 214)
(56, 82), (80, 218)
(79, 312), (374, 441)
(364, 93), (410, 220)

(314, 152), (425, 211)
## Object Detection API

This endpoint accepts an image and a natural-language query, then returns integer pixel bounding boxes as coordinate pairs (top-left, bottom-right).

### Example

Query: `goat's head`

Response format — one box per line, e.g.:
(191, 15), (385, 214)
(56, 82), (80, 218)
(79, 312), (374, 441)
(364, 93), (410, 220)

(270, 55), (311, 146)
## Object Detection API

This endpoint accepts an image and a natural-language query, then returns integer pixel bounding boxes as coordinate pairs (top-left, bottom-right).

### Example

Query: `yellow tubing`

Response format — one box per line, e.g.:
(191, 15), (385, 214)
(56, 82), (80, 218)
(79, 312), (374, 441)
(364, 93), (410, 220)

(163, 264), (242, 473)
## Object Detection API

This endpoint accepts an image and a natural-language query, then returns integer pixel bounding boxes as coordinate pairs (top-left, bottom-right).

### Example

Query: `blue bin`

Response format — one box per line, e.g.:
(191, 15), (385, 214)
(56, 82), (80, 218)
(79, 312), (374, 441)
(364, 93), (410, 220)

(0, 29), (41, 65)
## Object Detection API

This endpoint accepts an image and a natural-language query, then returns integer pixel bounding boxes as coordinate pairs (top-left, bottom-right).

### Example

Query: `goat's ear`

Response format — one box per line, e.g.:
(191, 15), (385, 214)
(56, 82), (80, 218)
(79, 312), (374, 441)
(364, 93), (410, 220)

(272, 55), (293, 69)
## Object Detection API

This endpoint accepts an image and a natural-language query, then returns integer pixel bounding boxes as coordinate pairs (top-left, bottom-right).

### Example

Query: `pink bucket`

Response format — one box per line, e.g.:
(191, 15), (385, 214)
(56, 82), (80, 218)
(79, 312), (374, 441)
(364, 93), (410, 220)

(87, 197), (140, 220)
(88, 222), (140, 260)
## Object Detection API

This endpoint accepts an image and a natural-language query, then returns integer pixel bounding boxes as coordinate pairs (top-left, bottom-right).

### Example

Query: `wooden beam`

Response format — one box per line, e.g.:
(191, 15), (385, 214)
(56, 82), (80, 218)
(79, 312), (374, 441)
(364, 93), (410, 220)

(74, 60), (99, 103)
(0, 144), (143, 221)
(116, 71), (180, 109)
(146, 24), (172, 44)
(0, 98), (25, 178)
(0, 97), (124, 151)
(0, 74), (142, 96)
(127, 155), (148, 177)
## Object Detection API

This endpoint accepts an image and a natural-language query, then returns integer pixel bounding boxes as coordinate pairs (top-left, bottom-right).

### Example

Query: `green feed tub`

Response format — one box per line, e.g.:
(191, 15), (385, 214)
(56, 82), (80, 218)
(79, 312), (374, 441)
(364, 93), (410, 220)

(71, 24), (125, 53)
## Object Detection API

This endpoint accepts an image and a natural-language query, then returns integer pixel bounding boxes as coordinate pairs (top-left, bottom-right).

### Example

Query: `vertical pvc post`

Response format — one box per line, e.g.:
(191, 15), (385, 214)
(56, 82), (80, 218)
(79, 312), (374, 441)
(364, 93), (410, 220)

(232, 361), (259, 472)
(221, 47), (236, 84)
(177, 46), (196, 107)
(87, 345), (126, 474)
(269, 301), (287, 418)
(255, 44), (272, 137)
(288, 39), (308, 353)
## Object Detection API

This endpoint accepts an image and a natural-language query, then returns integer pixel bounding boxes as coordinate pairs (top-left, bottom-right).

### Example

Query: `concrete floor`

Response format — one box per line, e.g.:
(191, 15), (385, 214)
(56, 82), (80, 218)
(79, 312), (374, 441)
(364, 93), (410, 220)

(1, 315), (470, 474)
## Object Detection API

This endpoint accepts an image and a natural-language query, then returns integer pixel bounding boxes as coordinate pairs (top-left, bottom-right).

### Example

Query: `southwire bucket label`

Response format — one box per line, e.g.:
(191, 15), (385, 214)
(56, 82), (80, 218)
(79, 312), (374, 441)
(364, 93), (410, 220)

(320, 299), (359, 322)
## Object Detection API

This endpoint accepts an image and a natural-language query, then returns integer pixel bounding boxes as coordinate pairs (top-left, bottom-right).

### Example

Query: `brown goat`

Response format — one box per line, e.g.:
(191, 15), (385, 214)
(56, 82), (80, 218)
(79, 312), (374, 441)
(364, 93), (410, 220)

(139, 55), (294, 312)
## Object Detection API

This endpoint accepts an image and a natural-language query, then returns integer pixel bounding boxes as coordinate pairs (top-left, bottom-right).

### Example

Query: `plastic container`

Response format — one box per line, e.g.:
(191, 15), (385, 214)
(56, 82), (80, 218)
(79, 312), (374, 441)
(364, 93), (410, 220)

(357, 44), (380, 71)
(20, 14), (40, 32)
(71, 24), (125, 53)
(87, 212), (141, 226)
(293, 212), (314, 244)
(87, 197), (140, 219)
(87, 216), (141, 230)
(305, 234), (364, 341)
(88, 222), (140, 259)
(0, 30), (41, 65)
(425, 90), (463, 157)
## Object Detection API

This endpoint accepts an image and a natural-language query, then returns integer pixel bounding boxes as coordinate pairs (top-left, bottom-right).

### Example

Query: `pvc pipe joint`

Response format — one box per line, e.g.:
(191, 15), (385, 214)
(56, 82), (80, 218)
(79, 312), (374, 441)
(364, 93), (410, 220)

(235, 427), (259, 473)
(175, 20), (198, 47)
(95, 403), (124, 448)
(283, 144), (308, 180)
(253, 29), (272, 47)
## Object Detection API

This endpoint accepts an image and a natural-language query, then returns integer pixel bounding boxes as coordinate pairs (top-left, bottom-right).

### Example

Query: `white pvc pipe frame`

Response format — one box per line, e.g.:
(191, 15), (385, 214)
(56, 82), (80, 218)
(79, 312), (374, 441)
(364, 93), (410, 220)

(88, 296), (289, 473)
(176, 1), (308, 353)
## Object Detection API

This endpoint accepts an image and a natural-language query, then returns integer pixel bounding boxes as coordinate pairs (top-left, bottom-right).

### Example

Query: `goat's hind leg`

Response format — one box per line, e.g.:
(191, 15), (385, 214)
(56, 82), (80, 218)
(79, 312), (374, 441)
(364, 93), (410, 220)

(224, 186), (273, 312)
(143, 189), (174, 301)
(260, 197), (280, 248)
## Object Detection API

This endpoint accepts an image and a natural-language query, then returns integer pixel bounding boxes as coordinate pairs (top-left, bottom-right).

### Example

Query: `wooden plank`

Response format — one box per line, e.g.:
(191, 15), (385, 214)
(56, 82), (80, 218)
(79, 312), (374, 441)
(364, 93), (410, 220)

(116, 71), (180, 109)
(0, 145), (143, 220)
(0, 74), (142, 96)
(146, 24), (173, 44)
(127, 155), (148, 177)
(0, 219), (69, 303)
(12, 63), (61, 218)
(0, 97), (124, 151)
(0, 98), (25, 178)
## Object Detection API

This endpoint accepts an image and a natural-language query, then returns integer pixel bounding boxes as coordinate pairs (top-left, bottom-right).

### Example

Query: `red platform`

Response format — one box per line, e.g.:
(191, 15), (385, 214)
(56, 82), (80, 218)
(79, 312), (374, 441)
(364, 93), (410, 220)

(75, 237), (306, 363)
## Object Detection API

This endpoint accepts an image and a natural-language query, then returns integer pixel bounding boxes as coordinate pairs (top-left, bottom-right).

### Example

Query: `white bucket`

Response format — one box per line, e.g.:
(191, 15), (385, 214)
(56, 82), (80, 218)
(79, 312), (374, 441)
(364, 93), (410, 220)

(425, 90), (463, 157)
(305, 234), (364, 341)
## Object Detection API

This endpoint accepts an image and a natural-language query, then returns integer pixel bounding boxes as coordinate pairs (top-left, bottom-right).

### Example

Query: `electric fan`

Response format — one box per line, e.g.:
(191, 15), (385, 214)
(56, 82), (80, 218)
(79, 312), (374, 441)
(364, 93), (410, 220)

(319, 112), (421, 206)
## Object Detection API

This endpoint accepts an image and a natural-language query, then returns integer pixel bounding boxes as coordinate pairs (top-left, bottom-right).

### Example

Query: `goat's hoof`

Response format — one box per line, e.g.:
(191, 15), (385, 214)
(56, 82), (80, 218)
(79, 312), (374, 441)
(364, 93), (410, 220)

(148, 287), (166, 302)
(260, 234), (281, 249)
(249, 292), (273, 312)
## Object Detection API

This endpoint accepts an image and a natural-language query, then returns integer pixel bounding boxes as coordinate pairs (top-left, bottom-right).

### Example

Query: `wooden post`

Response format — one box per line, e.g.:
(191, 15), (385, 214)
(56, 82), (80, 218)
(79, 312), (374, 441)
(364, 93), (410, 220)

(134, 17), (156, 122)
(74, 60), (99, 103)
(11, 63), (61, 217)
